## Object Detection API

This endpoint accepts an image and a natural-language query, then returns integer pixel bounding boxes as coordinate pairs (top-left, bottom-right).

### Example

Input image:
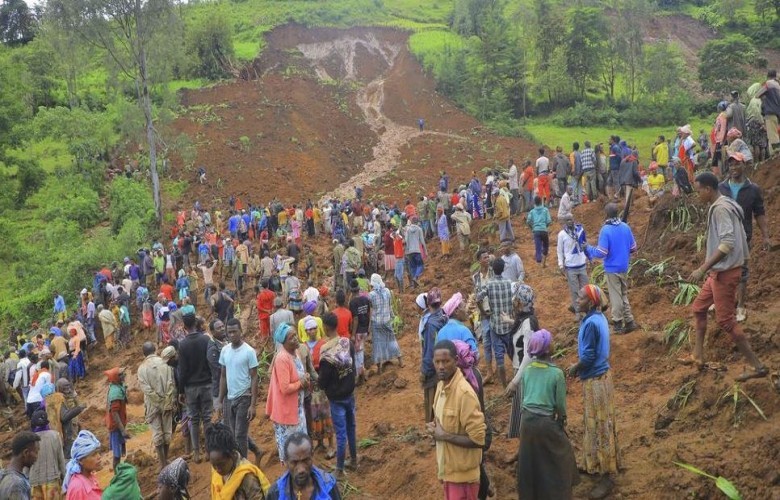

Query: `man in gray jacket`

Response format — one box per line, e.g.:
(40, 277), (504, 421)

(686, 172), (767, 382)
(405, 216), (427, 288)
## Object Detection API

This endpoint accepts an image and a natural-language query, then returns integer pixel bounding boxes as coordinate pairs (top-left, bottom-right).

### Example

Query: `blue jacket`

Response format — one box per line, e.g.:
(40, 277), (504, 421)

(436, 319), (478, 353)
(266, 467), (340, 500)
(421, 309), (448, 380)
(586, 221), (636, 273)
(577, 310), (610, 380)
(526, 206), (552, 232)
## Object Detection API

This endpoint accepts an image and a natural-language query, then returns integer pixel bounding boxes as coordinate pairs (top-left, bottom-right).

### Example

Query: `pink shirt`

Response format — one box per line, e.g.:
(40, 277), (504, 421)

(266, 351), (303, 425)
(67, 473), (103, 500)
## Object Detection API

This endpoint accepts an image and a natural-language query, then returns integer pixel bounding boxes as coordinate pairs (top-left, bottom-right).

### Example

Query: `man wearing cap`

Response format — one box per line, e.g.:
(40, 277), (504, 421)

(718, 152), (771, 322)
(420, 288), (448, 422)
(557, 214), (589, 320)
(685, 172), (768, 382)
(137, 342), (175, 470)
(405, 216), (427, 288)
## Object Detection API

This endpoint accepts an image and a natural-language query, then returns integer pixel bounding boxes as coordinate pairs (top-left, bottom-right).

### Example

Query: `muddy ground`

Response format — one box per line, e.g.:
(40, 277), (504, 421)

(4, 24), (780, 500)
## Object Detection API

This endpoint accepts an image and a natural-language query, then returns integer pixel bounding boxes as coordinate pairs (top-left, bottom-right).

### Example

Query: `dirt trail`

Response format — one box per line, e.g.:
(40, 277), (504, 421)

(298, 33), (466, 202)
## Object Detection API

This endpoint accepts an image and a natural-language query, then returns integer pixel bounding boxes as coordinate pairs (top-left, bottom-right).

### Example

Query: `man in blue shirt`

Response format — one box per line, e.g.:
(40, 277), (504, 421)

(217, 318), (260, 460)
(586, 203), (638, 334)
(53, 291), (67, 323)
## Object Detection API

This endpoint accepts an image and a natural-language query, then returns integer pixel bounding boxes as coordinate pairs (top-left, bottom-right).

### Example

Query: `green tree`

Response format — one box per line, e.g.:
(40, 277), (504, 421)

(642, 41), (684, 98)
(565, 7), (607, 99)
(697, 35), (757, 94)
(531, 0), (566, 105)
(13, 158), (45, 207)
(46, 0), (181, 228)
(0, 0), (36, 46)
(0, 46), (30, 147)
(108, 176), (154, 234)
(186, 7), (234, 79)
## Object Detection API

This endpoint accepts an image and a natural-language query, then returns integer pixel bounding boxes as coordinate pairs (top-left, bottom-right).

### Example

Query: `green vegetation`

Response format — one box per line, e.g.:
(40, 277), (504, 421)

(674, 462), (741, 500)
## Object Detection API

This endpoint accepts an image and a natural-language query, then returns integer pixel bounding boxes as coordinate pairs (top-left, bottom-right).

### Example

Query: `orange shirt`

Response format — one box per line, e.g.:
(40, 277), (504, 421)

(256, 289), (275, 319)
(160, 283), (174, 301)
(522, 166), (535, 192)
(333, 307), (353, 338)
(393, 236), (404, 259)
(404, 204), (417, 218)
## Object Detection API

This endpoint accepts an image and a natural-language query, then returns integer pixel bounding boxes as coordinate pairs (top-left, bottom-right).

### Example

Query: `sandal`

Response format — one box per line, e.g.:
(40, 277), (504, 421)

(735, 366), (769, 382)
(770, 372), (780, 394)
(677, 355), (704, 369)
(703, 362), (727, 372)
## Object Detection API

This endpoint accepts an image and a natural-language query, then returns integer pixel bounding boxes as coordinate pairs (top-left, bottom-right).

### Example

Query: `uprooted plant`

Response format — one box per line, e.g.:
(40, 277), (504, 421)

(673, 462), (741, 500)
(663, 319), (691, 354)
(717, 382), (768, 427)
(673, 280), (701, 306)
(668, 379), (697, 410)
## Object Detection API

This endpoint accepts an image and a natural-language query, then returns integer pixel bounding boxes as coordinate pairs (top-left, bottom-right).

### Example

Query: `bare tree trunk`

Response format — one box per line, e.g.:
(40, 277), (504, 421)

(135, 0), (162, 228)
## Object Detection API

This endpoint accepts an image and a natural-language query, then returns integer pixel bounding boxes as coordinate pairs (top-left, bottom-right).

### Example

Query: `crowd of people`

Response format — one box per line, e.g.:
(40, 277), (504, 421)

(1, 70), (778, 500)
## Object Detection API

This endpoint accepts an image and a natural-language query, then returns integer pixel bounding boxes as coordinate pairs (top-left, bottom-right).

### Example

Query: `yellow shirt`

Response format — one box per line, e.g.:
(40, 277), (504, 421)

(277, 211), (288, 226)
(648, 172), (665, 191)
(433, 369), (485, 483)
(653, 142), (669, 166)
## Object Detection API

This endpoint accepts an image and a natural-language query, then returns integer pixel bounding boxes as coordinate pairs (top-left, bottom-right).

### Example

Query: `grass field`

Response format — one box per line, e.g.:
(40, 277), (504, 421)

(523, 118), (713, 158)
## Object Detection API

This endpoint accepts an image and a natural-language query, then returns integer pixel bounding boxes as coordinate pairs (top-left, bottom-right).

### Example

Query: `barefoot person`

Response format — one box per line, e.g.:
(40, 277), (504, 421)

(682, 172), (768, 381)
(137, 342), (176, 470)
(568, 285), (620, 499)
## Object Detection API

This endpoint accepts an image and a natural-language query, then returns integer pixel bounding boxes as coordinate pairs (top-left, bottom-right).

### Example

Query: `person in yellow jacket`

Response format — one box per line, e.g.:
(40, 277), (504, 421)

(652, 135), (669, 180)
(207, 422), (270, 500)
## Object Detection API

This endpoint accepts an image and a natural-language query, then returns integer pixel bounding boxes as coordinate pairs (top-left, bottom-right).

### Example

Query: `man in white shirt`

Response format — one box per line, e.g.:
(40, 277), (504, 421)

(500, 241), (525, 282)
(303, 282), (320, 303)
(557, 215), (589, 319)
(507, 159), (519, 215)
(558, 185), (573, 221)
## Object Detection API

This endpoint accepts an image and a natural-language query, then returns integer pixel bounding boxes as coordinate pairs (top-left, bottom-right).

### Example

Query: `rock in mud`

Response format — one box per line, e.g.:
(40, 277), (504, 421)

(393, 377), (408, 389)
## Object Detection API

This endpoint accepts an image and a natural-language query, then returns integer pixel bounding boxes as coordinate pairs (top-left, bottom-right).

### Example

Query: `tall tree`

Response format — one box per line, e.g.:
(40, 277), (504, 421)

(531, 0), (566, 105)
(697, 35), (757, 94)
(616, 0), (646, 103)
(642, 41), (684, 99)
(46, 0), (179, 227)
(0, 0), (36, 46)
(565, 7), (607, 99)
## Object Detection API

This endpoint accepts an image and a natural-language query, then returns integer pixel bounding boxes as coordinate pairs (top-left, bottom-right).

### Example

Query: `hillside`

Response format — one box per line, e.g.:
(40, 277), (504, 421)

(7, 24), (776, 500)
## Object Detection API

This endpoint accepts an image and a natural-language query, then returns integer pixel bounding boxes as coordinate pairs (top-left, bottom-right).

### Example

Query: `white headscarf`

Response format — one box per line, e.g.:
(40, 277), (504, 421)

(370, 273), (385, 289)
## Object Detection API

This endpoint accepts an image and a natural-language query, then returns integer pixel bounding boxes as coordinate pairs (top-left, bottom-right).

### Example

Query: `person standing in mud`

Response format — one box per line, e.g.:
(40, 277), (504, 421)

(585, 203), (638, 334)
(568, 284), (620, 500)
(717, 153), (771, 323)
(404, 216), (427, 288)
(427, 339), (486, 500)
(137, 342), (176, 470)
(681, 172), (769, 382)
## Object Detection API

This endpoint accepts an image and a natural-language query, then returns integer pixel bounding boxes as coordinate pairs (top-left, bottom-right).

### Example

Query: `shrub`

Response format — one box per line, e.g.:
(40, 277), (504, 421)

(27, 176), (101, 229)
(108, 176), (155, 234)
(186, 8), (235, 79)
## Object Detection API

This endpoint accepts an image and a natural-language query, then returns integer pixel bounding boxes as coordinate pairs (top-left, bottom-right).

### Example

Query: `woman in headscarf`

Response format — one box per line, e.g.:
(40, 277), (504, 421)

(516, 329), (578, 499)
(175, 269), (190, 301)
(567, 284), (620, 500)
(725, 128), (754, 165)
(745, 82), (769, 161)
(678, 124), (697, 182)
(437, 293), (478, 353)
(207, 423), (270, 500)
(104, 367), (128, 470)
(266, 323), (310, 462)
(102, 462), (141, 499)
(296, 301), (324, 350)
(117, 303), (131, 349)
(368, 274), (403, 374)
(62, 430), (102, 498)
(157, 457), (190, 500)
(505, 284), (540, 439)
(28, 408), (66, 500)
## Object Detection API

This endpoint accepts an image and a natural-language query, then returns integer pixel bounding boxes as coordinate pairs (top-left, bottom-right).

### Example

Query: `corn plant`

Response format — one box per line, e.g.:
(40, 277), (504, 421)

(668, 379), (696, 410)
(391, 294), (404, 336)
(696, 233), (706, 253)
(644, 257), (675, 285)
(663, 319), (691, 354)
(358, 437), (380, 449)
(674, 281), (701, 306)
(669, 204), (695, 232)
(717, 383), (767, 427)
(590, 263), (606, 288)
(673, 462), (741, 500)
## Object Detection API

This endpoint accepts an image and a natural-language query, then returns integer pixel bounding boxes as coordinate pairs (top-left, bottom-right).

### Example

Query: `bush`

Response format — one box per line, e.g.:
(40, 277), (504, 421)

(14, 158), (45, 207)
(186, 8), (235, 79)
(553, 102), (620, 127)
(108, 177), (155, 234)
(26, 175), (101, 229)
